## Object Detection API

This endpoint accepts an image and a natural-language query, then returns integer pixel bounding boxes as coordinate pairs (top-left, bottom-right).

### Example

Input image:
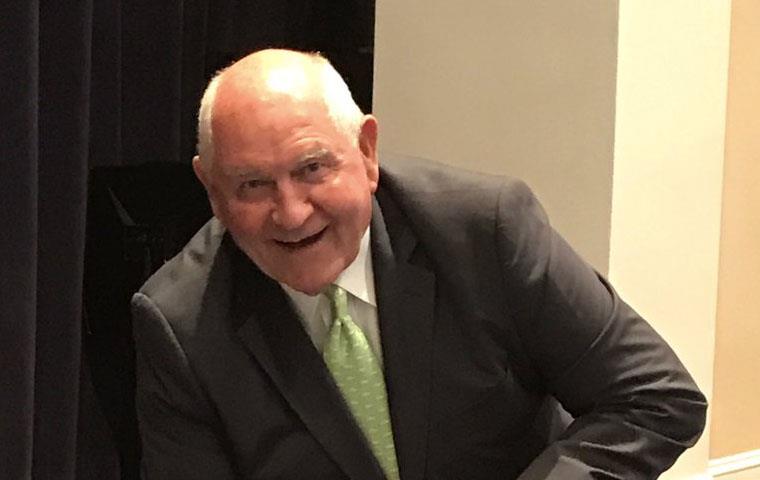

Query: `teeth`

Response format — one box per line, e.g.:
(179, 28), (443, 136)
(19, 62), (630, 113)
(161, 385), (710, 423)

(277, 229), (324, 245)
(282, 236), (311, 243)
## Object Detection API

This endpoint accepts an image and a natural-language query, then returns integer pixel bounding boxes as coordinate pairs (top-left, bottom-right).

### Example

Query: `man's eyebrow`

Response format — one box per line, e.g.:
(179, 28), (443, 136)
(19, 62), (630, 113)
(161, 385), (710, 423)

(219, 149), (334, 177)
(294, 147), (331, 165)
(223, 165), (267, 178)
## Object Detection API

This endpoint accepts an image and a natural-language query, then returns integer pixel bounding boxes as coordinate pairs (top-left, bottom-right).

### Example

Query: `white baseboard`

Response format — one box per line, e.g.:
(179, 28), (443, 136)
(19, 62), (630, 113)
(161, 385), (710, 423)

(708, 449), (760, 479)
(689, 474), (713, 480)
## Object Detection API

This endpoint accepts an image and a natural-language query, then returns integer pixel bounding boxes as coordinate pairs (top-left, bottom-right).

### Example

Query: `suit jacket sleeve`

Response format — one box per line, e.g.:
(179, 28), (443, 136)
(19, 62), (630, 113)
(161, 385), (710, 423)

(132, 292), (237, 480)
(492, 180), (707, 479)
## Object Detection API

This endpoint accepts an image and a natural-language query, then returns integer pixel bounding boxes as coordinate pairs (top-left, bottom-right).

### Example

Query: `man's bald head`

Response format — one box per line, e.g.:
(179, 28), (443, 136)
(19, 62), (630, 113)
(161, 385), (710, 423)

(190, 48), (380, 294)
(196, 49), (363, 171)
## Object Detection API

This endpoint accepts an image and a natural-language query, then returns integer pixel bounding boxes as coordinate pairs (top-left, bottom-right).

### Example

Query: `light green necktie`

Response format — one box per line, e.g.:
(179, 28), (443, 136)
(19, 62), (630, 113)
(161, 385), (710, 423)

(323, 285), (400, 480)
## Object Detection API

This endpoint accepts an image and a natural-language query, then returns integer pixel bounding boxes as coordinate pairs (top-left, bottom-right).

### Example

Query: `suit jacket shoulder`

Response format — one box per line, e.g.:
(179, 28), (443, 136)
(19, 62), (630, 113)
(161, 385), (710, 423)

(377, 153), (544, 264)
(137, 217), (229, 337)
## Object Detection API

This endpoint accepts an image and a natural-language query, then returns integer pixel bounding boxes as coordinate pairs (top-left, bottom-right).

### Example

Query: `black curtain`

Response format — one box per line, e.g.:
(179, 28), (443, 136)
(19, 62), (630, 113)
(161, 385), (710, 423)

(90, 0), (375, 169)
(1, 0), (93, 479)
(1, 2), (374, 479)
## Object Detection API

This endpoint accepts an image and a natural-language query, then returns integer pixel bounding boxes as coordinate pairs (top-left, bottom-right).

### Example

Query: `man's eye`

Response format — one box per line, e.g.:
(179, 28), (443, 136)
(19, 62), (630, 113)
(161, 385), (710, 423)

(241, 179), (266, 190)
(298, 161), (327, 181)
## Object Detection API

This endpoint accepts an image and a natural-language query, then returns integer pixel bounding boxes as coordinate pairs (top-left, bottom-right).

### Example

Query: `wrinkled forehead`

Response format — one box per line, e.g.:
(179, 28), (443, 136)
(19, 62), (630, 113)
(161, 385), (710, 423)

(209, 81), (344, 170)
(211, 87), (332, 146)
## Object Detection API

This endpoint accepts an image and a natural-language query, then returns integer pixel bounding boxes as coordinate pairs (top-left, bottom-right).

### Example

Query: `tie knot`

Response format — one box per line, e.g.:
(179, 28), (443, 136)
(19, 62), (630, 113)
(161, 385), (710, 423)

(327, 284), (349, 320)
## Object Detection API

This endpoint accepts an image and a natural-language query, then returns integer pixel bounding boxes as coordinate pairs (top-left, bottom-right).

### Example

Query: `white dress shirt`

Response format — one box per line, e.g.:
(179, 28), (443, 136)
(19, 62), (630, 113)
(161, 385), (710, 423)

(280, 228), (383, 366)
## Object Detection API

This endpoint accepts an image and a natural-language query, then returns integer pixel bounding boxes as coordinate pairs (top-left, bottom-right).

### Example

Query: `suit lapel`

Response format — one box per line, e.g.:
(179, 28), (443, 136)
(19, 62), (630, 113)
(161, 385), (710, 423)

(372, 191), (436, 480)
(232, 252), (385, 480)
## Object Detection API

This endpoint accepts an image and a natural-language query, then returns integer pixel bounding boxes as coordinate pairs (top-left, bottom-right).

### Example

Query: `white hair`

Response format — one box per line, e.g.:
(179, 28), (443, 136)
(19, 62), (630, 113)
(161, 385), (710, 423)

(196, 52), (364, 171)
(196, 74), (222, 170)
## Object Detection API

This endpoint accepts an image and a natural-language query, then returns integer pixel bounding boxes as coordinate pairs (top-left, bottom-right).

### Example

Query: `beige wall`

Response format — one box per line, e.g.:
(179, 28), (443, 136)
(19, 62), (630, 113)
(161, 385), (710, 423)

(373, 0), (618, 273)
(374, 0), (738, 478)
(711, 0), (760, 460)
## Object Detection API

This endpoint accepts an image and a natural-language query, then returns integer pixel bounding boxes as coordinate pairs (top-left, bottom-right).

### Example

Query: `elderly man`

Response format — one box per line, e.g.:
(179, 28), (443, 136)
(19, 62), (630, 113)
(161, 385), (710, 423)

(132, 49), (706, 480)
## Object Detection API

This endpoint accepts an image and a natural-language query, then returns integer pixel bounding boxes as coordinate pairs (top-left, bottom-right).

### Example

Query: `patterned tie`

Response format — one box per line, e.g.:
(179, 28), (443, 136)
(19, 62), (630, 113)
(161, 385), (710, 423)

(322, 285), (400, 480)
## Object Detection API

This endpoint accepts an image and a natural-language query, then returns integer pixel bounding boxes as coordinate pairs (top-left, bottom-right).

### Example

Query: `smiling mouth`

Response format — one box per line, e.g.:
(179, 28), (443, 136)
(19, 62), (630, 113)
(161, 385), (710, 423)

(274, 227), (327, 250)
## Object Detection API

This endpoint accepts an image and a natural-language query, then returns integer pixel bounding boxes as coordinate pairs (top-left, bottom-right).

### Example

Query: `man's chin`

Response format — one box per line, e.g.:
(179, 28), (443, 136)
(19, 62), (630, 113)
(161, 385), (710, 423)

(246, 246), (356, 295)
(289, 284), (326, 296)
(281, 276), (335, 296)
(268, 265), (343, 296)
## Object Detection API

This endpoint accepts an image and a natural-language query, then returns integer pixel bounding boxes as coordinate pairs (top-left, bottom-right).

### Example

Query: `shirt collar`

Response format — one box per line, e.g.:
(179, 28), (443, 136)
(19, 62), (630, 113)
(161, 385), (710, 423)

(333, 227), (376, 307)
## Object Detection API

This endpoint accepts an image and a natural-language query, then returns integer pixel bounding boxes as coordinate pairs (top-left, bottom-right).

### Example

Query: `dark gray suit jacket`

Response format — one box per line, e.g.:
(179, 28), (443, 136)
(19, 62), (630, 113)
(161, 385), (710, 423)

(132, 155), (706, 480)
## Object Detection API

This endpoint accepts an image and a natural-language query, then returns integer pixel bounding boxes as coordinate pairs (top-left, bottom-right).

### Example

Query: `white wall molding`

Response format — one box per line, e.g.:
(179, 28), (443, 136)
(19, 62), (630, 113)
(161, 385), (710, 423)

(688, 473), (712, 480)
(610, 2), (732, 479)
(709, 449), (760, 478)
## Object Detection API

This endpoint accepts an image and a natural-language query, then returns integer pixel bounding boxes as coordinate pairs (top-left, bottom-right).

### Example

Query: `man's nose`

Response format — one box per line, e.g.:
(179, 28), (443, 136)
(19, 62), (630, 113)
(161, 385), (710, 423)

(271, 183), (313, 229)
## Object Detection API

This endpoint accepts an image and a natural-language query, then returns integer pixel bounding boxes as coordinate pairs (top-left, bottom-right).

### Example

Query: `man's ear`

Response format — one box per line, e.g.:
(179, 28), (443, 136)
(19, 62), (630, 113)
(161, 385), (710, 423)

(358, 115), (379, 191)
(192, 155), (209, 189)
(192, 155), (220, 217)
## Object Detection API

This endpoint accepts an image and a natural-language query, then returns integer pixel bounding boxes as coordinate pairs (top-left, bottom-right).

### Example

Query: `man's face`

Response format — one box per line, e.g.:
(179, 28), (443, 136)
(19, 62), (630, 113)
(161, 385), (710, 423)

(196, 95), (379, 295)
